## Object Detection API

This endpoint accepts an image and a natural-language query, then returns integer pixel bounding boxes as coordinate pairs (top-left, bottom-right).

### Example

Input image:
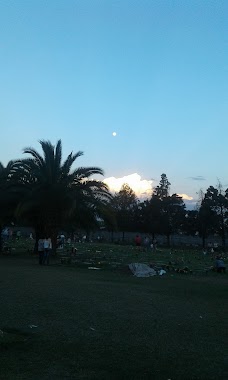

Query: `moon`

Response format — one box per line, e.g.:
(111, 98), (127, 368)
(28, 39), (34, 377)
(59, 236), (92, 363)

(112, 132), (117, 137)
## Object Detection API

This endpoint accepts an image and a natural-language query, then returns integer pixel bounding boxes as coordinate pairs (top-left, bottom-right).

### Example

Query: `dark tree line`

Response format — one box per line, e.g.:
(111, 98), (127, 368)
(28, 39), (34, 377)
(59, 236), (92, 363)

(110, 174), (185, 246)
(110, 175), (228, 248)
(1, 141), (228, 252)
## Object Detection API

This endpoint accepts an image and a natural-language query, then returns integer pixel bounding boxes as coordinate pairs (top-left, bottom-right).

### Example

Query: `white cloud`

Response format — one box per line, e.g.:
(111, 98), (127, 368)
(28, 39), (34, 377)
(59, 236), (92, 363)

(103, 173), (153, 199)
(103, 176), (194, 202)
(178, 193), (193, 201)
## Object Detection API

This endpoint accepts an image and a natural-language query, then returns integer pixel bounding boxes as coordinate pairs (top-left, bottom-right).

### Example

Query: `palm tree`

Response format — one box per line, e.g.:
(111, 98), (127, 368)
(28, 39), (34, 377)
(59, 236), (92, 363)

(16, 140), (111, 252)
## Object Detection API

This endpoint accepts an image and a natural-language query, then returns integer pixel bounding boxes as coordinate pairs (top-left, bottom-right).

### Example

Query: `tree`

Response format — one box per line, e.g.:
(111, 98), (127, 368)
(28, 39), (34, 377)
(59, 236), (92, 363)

(112, 184), (138, 240)
(182, 210), (200, 237)
(0, 161), (21, 252)
(159, 193), (186, 246)
(15, 140), (111, 252)
(199, 184), (228, 247)
(148, 174), (185, 245)
(66, 185), (115, 239)
(153, 173), (170, 199)
(138, 197), (162, 238)
(198, 198), (217, 248)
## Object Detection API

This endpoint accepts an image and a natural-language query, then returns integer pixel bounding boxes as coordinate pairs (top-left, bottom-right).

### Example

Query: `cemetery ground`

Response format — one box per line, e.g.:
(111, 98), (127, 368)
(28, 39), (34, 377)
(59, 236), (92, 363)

(0, 241), (227, 379)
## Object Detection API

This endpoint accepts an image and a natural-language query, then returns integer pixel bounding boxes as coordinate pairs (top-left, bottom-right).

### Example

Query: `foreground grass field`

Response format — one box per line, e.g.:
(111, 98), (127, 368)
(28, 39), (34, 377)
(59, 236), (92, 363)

(0, 247), (227, 379)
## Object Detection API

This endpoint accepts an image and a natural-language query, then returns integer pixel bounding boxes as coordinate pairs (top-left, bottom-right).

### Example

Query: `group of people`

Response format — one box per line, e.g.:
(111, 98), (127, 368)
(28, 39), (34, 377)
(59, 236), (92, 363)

(38, 238), (52, 265)
(134, 235), (157, 251)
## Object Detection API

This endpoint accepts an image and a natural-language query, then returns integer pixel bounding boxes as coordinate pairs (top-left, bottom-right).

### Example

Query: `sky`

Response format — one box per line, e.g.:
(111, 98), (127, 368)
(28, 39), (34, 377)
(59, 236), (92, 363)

(0, 0), (227, 208)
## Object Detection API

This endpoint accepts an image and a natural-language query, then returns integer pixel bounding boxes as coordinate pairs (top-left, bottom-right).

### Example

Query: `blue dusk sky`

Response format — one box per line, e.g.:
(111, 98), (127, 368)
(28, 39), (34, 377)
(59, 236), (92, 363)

(0, 0), (227, 205)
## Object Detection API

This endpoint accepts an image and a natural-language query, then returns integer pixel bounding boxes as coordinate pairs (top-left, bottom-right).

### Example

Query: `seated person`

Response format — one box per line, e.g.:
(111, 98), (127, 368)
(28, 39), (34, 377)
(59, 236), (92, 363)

(215, 256), (226, 273)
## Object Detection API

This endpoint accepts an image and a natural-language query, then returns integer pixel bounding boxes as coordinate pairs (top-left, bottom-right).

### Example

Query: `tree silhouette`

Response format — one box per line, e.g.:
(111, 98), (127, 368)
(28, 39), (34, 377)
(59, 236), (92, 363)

(15, 140), (111, 252)
(112, 184), (138, 241)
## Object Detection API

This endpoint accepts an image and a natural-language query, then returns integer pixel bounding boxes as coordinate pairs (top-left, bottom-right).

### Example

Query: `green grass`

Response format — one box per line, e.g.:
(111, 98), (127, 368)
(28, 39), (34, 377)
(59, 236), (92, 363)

(59, 241), (227, 275)
(0, 244), (228, 379)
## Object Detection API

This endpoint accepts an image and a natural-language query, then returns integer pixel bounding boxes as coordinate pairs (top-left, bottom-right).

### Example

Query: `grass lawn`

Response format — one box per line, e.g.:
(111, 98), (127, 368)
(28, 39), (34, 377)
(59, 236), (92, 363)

(0, 245), (228, 379)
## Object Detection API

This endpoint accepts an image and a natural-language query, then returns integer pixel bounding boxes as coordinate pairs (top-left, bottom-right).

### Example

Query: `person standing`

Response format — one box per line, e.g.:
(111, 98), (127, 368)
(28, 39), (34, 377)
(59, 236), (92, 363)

(152, 238), (157, 251)
(135, 235), (142, 247)
(143, 236), (150, 251)
(43, 238), (51, 265)
(47, 237), (52, 264)
(60, 233), (65, 247)
(38, 238), (44, 265)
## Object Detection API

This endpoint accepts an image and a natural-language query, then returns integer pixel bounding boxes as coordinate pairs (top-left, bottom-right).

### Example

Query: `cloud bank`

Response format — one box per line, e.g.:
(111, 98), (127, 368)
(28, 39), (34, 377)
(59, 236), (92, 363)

(103, 174), (195, 206)
(177, 193), (193, 201)
(103, 173), (153, 199)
